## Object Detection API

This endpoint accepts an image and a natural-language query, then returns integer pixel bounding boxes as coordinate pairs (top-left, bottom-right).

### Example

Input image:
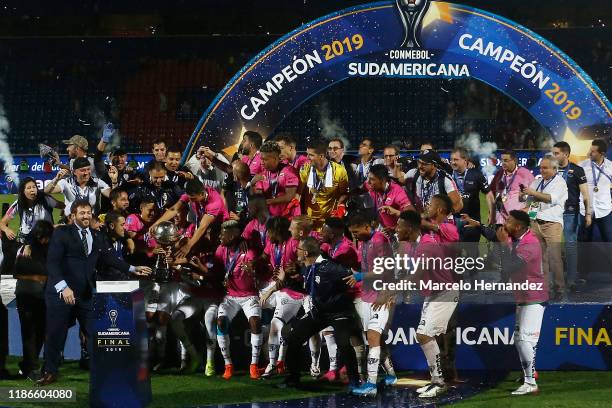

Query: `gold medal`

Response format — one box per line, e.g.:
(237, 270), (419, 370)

(594, 186), (599, 192)
(501, 195), (508, 203)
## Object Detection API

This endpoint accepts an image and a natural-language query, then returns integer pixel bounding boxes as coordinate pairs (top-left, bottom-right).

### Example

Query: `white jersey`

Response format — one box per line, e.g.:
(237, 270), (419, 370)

(58, 177), (109, 215)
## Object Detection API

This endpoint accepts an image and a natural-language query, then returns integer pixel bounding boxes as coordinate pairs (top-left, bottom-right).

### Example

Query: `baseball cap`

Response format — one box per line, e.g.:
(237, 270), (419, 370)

(110, 146), (127, 156)
(73, 157), (91, 170)
(62, 135), (88, 151)
(418, 149), (441, 165)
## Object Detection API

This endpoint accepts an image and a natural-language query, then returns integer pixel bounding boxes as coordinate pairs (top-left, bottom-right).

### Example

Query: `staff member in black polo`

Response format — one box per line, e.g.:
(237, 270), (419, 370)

(551, 141), (590, 292)
(37, 200), (151, 386)
(451, 147), (495, 235)
(280, 237), (361, 390)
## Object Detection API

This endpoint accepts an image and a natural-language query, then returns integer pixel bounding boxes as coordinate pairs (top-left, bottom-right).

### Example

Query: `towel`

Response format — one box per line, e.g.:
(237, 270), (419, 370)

(307, 163), (333, 190)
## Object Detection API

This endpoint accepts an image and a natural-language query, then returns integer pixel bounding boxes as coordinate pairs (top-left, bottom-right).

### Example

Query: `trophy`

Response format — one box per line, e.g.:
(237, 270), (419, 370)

(151, 221), (181, 283)
(396, 0), (430, 48)
(39, 143), (58, 163)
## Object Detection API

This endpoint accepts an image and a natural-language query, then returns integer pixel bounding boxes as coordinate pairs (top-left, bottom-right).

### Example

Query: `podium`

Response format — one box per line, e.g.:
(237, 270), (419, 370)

(90, 281), (152, 408)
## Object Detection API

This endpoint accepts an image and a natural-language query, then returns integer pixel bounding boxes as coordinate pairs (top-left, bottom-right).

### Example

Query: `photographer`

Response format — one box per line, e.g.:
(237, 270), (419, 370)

(13, 220), (54, 379)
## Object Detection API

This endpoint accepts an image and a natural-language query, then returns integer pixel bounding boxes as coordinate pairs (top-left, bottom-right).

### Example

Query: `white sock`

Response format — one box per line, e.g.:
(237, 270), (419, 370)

(180, 342), (187, 361)
(204, 306), (217, 364)
(309, 335), (321, 367)
(367, 346), (381, 384)
(516, 339), (537, 385)
(251, 333), (263, 365)
(206, 337), (216, 363)
(268, 318), (282, 366)
(420, 340), (444, 384)
(278, 339), (288, 363)
(324, 333), (338, 371)
(217, 334), (232, 365)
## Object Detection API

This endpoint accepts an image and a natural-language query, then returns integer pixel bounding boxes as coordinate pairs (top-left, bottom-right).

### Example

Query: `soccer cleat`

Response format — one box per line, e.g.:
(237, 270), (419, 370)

(204, 360), (215, 377)
(347, 379), (362, 394)
(351, 381), (377, 397)
(384, 374), (398, 386)
(418, 383), (447, 398)
(310, 363), (321, 378)
(276, 360), (286, 374)
(416, 383), (432, 394)
(319, 369), (338, 382)
(512, 382), (539, 395)
(222, 364), (233, 380)
(260, 364), (276, 379)
(249, 364), (260, 379)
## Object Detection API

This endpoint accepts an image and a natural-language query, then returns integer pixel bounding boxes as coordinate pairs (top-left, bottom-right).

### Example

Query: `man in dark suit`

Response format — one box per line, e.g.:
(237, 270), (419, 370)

(37, 199), (151, 386)
(97, 211), (133, 280)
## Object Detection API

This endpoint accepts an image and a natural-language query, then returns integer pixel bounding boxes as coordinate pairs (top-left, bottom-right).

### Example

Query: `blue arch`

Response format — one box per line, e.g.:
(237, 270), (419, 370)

(183, 1), (610, 161)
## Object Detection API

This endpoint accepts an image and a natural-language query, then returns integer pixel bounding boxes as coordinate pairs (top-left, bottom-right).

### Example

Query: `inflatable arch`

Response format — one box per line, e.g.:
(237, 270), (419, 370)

(182, 0), (611, 161)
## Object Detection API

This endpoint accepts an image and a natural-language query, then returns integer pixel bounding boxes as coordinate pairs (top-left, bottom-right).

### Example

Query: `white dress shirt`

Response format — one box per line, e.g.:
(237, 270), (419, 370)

(528, 174), (568, 225)
(579, 158), (612, 219)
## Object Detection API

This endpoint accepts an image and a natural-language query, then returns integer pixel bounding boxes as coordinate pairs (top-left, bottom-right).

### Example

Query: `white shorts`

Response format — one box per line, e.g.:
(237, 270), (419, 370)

(367, 306), (391, 334)
(157, 282), (188, 314)
(218, 295), (261, 321)
(272, 292), (303, 323)
(417, 291), (458, 338)
(140, 280), (160, 314)
(514, 303), (545, 343)
(356, 298), (372, 332)
(259, 281), (277, 309)
(176, 296), (219, 320)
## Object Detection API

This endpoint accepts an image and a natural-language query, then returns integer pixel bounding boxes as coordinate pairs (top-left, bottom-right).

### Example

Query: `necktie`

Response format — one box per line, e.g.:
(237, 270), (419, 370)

(81, 229), (89, 256)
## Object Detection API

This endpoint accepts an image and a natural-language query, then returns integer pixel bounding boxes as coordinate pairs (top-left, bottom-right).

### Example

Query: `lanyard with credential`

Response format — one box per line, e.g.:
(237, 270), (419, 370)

(537, 174), (556, 192)
(452, 170), (466, 194)
(273, 243), (285, 268)
(591, 160), (611, 192)
(224, 247), (243, 282)
(502, 169), (518, 196)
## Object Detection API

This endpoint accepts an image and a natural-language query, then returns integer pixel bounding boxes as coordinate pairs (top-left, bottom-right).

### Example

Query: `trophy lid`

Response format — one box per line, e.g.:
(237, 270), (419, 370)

(152, 221), (180, 246)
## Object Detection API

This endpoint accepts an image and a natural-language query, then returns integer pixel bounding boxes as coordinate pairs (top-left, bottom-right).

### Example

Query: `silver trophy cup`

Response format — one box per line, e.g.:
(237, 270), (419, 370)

(151, 221), (181, 283)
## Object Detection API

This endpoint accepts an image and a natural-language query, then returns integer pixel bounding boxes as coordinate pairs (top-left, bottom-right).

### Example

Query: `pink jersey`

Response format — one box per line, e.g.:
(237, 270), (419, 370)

(511, 229), (549, 304)
(321, 237), (360, 270)
(432, 222), (460, 243)
(255, 163), (300, 217)
(366, 181), (412, 228)
(125, 214), (156, 256)
(264, 237), (299, 270)
(283, 154), (309, 171)
(179, 187), (229, 225)
(242, 151), (264, 176)
(410, 233), (456, 297)
(242, 217), (269, 254)
(492, 167), (535, 224)
(215, 245), (258, 297)
(357, 230), (392, 303)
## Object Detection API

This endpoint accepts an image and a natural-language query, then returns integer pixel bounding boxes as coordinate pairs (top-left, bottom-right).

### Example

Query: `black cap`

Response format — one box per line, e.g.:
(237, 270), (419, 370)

(418, 149), (441, 165)
(73, 157), (91, 170)
(110, 146), (127, 156)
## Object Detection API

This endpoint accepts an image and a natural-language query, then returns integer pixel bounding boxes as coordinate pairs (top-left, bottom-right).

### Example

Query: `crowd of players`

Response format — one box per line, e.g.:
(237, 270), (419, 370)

(2, 125), (612, 399)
